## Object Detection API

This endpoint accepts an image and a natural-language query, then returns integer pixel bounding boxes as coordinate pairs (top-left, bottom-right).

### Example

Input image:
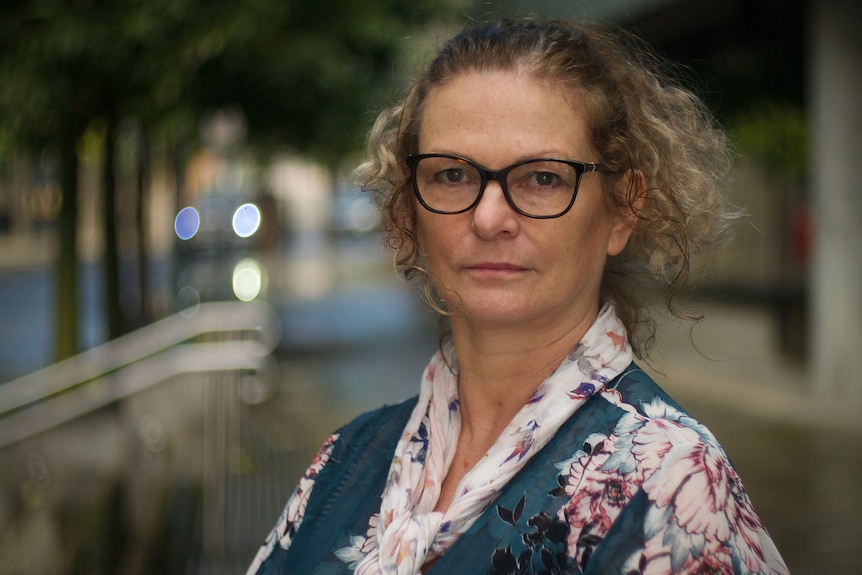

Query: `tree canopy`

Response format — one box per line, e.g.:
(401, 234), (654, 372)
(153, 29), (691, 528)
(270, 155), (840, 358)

(0, 0), (463, 358)
(1, 0), (460, 164)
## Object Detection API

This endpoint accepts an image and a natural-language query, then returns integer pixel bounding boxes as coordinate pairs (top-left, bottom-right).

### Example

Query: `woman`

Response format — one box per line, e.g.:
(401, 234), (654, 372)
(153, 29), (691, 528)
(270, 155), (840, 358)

(248, 19), (789, 575)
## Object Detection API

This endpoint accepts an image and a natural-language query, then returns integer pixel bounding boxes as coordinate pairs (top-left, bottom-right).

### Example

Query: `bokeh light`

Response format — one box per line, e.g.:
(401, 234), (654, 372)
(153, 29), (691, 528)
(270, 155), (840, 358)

(176, 285), (201, 317)
(232, 258), (263, 302)
(174, 207), (201, 240)
(232, 203), (261, 238)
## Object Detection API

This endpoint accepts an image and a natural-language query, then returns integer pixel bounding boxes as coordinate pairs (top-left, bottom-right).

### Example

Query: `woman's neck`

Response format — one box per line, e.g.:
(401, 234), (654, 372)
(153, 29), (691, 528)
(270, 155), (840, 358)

(449, 315), (593, 447)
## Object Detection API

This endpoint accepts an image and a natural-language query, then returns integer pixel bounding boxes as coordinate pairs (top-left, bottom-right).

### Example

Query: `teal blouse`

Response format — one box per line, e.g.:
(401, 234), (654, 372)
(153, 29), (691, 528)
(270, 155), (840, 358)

(248, 364), (788, 575)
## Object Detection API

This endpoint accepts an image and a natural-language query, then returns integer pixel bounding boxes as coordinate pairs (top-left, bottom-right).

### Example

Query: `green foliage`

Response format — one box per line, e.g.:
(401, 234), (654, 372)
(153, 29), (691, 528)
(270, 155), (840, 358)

(0, 0), (463, 163)
(0, 0), (466, 355)
(728, 101), (808, 181)
(183, 0), (460, 162)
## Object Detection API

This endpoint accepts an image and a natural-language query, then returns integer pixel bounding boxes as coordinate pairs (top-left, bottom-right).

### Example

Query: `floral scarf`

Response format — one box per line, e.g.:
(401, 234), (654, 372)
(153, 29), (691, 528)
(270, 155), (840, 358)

(353, 303), (633, 575)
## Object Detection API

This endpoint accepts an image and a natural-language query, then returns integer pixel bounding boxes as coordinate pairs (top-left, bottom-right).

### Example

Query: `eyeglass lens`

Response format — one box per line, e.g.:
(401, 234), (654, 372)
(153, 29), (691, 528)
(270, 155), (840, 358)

(413, 156), (581, 217)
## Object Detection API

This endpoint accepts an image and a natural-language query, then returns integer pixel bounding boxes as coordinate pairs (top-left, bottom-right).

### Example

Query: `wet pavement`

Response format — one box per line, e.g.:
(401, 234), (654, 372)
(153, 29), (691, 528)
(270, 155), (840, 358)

(1, 233), (859, 573)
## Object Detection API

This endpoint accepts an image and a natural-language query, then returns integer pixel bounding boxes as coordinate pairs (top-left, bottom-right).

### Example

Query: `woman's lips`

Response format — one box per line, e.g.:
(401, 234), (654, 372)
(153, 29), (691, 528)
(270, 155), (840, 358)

(467, 262), (527, 272)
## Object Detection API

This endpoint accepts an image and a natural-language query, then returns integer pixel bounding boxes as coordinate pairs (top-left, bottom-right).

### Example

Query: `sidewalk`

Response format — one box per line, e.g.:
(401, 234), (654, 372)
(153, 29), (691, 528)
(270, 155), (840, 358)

(649, 300), (858, 427)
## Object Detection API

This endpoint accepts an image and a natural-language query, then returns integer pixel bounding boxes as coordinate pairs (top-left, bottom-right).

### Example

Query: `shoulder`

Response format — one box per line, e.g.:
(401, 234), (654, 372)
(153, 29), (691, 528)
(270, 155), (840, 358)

(331, 396), (418, 453)
(603, 364), (686, 411)
(560, 363), (788, 574)
(598, 364), (720, 451)
(301, 395), (419, 517)
(594, 364), (735, 490)
(246, 397), (420, 574)
(558, 365), (715, 543)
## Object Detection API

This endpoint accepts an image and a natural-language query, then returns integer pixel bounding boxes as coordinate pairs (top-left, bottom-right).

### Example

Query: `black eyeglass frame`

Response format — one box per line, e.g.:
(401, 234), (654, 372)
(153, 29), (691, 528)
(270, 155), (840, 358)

(406, 153), (606, 219)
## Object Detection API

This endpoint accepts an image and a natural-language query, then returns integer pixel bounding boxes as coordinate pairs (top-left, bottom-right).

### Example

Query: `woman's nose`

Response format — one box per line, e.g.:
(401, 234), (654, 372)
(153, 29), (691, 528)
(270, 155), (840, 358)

(470, 181), (520, 238)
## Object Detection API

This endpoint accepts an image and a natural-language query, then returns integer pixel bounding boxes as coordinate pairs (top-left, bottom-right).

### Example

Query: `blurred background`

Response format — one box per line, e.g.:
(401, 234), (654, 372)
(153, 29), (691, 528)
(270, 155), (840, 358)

(1, 0), (860, 573)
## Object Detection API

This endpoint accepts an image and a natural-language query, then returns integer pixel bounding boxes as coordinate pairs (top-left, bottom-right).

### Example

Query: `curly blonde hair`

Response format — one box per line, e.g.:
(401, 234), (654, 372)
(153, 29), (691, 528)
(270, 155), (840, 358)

(354, 19), (736, 358)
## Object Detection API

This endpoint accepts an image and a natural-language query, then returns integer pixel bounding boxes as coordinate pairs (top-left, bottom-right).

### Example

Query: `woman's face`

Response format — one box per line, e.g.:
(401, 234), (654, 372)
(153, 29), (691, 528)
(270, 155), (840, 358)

(415, 70), (635, 334)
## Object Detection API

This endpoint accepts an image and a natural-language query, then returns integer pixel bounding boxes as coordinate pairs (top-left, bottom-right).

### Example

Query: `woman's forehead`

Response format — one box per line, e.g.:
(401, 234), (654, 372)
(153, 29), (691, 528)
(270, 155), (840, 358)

(416, 71), (594, 158)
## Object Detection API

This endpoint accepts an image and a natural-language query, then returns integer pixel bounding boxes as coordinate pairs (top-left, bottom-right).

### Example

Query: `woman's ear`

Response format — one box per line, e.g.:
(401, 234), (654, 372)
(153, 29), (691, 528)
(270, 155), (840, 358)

(607, 170), (646, 256)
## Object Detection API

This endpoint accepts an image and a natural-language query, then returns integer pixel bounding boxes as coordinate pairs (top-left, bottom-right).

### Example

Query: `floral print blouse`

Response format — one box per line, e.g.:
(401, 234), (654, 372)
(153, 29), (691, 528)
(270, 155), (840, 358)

(246, 364), (789, 575)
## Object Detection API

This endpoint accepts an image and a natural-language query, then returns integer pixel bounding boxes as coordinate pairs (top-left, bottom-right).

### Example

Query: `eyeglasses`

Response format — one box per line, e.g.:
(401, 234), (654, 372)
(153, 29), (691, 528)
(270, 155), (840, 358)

(406, 154), (605, 219)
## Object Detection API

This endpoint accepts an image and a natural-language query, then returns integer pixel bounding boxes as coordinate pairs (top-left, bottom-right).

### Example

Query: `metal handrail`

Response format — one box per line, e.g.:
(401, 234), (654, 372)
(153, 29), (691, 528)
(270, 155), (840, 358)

(0, 300), (281, 448)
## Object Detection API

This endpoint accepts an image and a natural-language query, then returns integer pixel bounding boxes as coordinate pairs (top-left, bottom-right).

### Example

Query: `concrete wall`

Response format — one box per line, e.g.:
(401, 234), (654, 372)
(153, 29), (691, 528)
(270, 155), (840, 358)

(809, 0), (862, 401)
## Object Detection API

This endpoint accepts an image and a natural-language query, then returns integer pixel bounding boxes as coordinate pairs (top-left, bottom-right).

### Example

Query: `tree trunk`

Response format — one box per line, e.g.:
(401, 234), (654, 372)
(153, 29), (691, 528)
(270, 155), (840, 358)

(55, 120), (80, 360)
(135, 124), (151, 325)
(103, 107), (123, 339)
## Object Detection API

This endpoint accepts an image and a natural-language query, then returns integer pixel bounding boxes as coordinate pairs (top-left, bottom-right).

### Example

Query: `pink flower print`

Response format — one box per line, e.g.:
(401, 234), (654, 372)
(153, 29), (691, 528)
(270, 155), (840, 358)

(294, 432), (338, 520)
(639, 534), (735, 575)
(598, 387), (624, 407)
(559, 437), (639, 553)
(629, 417), (700, 481)
(426, 358), (437, 382)
(641, 437), (773, 574)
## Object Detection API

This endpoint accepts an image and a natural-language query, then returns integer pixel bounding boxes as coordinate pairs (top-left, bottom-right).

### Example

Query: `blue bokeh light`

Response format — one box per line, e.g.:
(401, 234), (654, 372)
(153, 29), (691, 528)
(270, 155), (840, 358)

(174, 207), (201, 240)
(232, 203), (261, 238)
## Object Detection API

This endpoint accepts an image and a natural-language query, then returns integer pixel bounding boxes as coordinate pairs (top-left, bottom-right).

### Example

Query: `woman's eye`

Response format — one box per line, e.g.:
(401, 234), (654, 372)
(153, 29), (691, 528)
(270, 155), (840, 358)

(436, 168), (469, 184)
(444, 169), (464, 182)
(530, 171), (565, 187)
(534, 172), (557, 186)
